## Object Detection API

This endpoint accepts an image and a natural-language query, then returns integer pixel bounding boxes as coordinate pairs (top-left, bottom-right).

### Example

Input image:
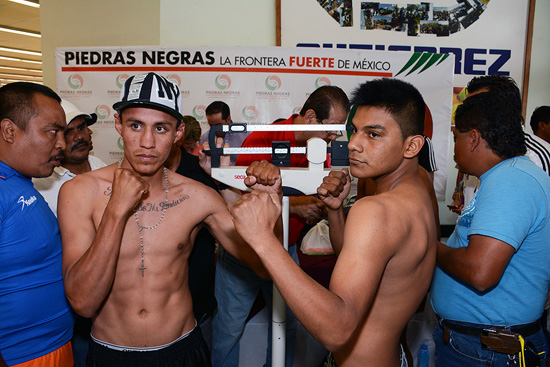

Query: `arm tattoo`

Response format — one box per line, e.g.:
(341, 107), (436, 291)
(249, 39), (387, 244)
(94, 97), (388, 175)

(104, 186), (112, 196)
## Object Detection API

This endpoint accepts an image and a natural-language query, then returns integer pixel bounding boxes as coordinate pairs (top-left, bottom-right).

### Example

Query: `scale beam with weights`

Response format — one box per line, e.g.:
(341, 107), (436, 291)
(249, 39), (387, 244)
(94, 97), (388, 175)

(206, 122), (350, 366)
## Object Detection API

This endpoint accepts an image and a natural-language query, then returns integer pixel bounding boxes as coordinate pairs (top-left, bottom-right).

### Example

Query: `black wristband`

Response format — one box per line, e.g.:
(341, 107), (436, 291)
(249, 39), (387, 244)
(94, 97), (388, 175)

(217, 182), (229, 191)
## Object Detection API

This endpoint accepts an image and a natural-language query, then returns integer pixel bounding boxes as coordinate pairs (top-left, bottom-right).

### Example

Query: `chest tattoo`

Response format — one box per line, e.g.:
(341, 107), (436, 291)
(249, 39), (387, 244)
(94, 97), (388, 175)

(137, 195), (189, 212)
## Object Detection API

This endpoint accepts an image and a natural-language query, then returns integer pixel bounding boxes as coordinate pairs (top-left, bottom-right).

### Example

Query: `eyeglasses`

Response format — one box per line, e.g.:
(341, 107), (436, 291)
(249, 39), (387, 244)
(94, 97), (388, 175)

(317, 118), (344, 138)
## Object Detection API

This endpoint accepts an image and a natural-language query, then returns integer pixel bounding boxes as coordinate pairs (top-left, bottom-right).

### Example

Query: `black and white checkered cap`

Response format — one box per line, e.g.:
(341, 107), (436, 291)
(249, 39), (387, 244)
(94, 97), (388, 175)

(113, 72), (183, 121)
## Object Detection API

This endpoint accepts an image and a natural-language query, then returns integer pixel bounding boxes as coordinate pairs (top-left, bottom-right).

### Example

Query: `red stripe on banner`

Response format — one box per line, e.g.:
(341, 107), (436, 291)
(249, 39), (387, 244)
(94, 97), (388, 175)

(60, 66), (392, 77)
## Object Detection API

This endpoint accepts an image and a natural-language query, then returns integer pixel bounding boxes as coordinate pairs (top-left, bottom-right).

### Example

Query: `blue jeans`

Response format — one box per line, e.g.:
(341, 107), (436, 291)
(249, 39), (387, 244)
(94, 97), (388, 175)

(433, 320), (548, 367)
(212, 246), (298, 367)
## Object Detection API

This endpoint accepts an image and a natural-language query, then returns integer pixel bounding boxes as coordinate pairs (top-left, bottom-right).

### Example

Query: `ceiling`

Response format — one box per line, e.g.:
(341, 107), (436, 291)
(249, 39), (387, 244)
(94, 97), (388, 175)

(0, 0), (42, 85)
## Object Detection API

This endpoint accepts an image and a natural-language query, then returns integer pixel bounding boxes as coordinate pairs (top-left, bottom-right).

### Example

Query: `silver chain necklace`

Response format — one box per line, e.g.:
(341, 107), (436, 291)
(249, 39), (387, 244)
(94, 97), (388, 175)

(118, 160), (169, 277)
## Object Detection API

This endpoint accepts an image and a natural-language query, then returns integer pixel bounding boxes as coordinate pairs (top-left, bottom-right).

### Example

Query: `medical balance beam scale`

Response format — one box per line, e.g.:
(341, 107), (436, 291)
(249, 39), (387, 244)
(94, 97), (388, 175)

(207, 123), (350, 194)
(207, 123), (349, 367)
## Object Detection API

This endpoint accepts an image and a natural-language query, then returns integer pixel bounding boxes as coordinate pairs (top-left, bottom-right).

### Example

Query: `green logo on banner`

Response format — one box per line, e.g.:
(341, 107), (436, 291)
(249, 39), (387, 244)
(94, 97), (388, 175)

(192, 105), (206, 121)
(265, 75), (281, 91)
(95, 105), (110, 120)
(116, 74), (129, 89)
(242, 106), (257, 122)
(215, 75), (231, 90)
(68, 74), (83, 89)
(395, 52), (450, 77)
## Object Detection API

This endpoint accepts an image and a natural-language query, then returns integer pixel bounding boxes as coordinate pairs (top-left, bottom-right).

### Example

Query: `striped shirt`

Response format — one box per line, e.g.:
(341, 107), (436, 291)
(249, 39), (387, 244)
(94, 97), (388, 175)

(419, 135), (438, 173)
(525, 132), (550, 175)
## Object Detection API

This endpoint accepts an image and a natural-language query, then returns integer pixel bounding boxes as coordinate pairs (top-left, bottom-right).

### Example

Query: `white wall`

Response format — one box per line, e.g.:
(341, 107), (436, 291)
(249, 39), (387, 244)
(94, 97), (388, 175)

(41, 0), (162, 87)
(525, 0), (550, 132)
(159, 0), (276, 47)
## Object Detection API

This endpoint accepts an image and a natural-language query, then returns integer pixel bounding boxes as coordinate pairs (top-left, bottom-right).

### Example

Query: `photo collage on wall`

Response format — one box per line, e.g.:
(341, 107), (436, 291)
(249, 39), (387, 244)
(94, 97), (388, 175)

(317, 0), (353, 26)
(361, 0), (489, 36)
(318, 0), (490, 36)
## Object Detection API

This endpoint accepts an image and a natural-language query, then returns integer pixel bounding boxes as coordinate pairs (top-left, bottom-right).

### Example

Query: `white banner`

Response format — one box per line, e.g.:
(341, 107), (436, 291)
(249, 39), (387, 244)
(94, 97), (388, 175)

(55, 46), (453, 198)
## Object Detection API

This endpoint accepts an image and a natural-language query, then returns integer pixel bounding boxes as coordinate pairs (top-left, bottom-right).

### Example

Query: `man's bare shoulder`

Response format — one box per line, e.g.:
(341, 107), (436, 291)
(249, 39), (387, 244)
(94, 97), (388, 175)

(164, 170), (231, 228)
(350, 194), (388, 218)
(367, 175), (431, 211)
(166, 170), (226, 207)
(350, 189), (403, 220)
(347, 194), (397, 242)
(347, 176), (433, 249)
(167, 170), (217, 194)
(60, 164), (116, 197)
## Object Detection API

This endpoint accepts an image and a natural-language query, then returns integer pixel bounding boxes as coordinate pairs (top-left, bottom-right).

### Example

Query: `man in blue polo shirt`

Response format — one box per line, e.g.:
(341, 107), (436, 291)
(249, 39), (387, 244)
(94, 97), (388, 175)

(0, 82), (74, 366)
(431, 90), (550, 366)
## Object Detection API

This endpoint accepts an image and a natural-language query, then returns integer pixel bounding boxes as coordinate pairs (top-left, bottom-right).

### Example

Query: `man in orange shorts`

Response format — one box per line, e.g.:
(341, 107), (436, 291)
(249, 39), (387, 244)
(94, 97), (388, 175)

(0, 83), (74, 366)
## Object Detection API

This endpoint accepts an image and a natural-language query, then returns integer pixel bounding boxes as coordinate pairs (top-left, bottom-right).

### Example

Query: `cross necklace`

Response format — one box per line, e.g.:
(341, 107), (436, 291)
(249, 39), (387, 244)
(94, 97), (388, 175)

(118, 160), (169, 277)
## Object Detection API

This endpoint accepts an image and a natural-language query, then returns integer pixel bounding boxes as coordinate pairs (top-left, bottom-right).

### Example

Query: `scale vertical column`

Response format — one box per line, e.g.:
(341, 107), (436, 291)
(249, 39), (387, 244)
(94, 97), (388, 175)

(272, 196), (289, 367)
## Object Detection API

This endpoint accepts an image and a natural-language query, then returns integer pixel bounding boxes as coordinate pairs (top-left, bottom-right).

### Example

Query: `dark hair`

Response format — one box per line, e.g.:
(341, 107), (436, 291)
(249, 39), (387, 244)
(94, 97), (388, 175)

(350, 78), (425, 138)
(0, 82), (61, 131)
(300, 85), (350, 121)
(205, 101), (230, 120)
(466, 75), (522, 118)
(455, 92), (526, 159)
(529, 106), (550, 134)
(182, 115), (201, 142)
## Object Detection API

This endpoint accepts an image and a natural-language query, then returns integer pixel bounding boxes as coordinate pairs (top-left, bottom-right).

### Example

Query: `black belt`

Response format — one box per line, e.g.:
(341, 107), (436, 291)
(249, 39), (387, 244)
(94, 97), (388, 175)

(441, 319), (542, 338)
